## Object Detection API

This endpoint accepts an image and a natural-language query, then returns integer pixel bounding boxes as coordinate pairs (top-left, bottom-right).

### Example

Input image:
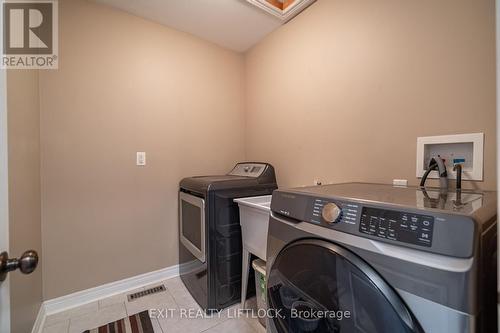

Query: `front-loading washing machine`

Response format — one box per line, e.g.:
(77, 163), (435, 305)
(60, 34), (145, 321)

(266, 183), (497, 333)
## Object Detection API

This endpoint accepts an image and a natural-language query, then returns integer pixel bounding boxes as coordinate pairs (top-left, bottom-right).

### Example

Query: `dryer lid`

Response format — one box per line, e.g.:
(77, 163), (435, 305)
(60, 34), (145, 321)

(179, 162), (277, 194)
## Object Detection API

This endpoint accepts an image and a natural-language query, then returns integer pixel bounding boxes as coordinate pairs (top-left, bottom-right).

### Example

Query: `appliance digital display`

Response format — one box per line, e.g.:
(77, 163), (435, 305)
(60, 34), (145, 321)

(359, 207), (434, 247)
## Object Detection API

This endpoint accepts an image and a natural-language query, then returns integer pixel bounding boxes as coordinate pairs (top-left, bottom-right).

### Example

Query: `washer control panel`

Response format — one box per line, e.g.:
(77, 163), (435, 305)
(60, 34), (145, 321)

(322, 203), (342, 223)
(309, 198), (360, 226)
(271, 187), (476, 258)
(359, 207), (434, 247)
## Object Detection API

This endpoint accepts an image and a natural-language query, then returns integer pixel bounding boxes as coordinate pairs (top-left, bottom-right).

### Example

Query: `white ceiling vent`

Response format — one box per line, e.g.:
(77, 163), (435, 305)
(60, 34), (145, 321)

(246, 0), (316, 22)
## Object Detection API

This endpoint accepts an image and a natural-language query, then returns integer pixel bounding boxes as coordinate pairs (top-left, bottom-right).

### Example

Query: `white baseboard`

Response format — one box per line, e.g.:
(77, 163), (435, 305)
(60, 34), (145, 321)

(33, 264), (180, 332)
(44, 264), (179, 315)
(31, 304), (46, 333)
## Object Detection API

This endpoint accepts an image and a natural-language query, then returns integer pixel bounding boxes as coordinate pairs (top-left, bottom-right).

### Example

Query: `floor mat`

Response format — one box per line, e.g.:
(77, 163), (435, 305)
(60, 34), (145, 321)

(83, 311), (153, 333)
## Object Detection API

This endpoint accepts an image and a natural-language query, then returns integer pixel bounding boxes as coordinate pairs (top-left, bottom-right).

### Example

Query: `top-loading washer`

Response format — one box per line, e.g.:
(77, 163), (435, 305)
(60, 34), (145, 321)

(266, 183), (497, 333)
(179, 162), (277, 312)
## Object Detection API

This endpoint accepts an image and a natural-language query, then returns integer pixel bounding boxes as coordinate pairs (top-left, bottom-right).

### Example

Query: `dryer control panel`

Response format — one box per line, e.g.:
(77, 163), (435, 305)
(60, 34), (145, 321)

(228, 163), (267, 177)
(359, 207), (434, 247)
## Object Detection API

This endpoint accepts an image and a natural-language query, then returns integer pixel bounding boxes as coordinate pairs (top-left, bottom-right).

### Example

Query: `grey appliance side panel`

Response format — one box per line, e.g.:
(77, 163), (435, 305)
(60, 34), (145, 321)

(266, 213), (305, 277)
(397, 289), (475, 333)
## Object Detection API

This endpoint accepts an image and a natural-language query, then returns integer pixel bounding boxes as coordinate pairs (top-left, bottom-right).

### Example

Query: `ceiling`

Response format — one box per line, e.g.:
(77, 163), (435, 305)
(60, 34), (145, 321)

(92, 0), (285, 52)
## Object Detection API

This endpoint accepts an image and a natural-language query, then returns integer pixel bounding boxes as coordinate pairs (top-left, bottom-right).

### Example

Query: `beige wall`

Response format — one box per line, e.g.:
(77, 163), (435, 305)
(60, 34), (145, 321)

(245, 0), (497, 190)
(7, 70), (43, 333)
(36, 0), (497, 301)
(40, 0), (245, 299)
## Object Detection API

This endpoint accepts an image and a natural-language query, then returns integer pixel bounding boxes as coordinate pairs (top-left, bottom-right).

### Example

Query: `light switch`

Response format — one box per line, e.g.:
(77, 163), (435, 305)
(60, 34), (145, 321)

(136, 152), (146, 166)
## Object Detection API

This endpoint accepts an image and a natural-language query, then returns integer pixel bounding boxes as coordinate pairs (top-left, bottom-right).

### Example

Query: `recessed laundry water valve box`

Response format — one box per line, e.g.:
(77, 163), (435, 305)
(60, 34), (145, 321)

(416, 133), (484, 181)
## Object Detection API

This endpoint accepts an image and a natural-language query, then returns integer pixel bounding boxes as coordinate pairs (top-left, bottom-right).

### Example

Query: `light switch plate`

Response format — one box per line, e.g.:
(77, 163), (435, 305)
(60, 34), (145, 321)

(136, 152), (146, 166)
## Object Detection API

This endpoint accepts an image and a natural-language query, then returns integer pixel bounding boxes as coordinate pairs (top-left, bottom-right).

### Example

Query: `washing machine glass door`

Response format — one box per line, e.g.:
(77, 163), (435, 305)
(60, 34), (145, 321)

(267, 239), (423, 333)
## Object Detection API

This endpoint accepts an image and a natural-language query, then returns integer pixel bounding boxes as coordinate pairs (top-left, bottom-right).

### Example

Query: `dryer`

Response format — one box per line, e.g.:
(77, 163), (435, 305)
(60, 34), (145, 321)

(266, 183), (497, 333)
(179, 162), (277, 312)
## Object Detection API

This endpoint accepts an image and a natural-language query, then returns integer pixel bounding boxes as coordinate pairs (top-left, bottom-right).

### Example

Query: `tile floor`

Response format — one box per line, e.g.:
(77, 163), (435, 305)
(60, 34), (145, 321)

(41, 277), (266, 333)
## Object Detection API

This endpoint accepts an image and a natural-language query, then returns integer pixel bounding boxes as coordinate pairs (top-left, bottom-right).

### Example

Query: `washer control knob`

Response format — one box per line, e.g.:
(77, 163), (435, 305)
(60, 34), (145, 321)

(322, 203), (342, 224)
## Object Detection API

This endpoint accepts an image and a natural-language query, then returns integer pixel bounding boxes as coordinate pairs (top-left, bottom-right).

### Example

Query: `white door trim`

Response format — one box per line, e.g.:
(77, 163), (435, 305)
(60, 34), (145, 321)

(0, 68), (10, 333)
(0, 0), (11, 330)
(496, 0), (500, 327)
